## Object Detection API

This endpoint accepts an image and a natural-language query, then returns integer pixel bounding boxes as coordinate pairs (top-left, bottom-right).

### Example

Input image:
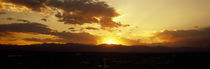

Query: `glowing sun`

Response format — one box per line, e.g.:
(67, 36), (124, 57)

(105, 40), (117, 44)
(98, 36), (125, 45)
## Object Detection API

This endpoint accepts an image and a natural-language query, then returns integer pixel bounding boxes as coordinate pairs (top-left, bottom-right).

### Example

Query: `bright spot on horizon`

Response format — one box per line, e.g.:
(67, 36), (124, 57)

(98, 36), (125, 45)
(106, 40), (117, 44)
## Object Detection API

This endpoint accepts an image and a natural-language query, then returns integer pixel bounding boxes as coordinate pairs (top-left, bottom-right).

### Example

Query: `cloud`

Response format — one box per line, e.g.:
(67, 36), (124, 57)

(2, 0), (46, 11)
(41, 18), (47, 22)
(23, 38), (63, 43)
(0, 32), (13, 37)
(49, 31), (97, 44)
(0, 11), (6, 15)
(68, 27), (75, 30)
(0, 4), (2, 9)
(0, 22), (97, 44)
(68, 27), (81, 32)
(85, 27), (99, 30)
(0, 23), (51, 34)
(1, 0), (127, 28)
(47, 0), (123, 28)
(7, 17), (14, 20)
(16, 19), (31, 23)
(153, 27), (210, 47)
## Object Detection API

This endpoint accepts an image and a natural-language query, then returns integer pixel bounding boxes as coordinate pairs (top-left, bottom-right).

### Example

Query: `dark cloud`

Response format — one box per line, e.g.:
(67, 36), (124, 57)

(0, 22), (97, 44)
(41, 18), (47, 22)
(2, 0), (47, 11)
(154, 27), (210, 47)
(68, 27), (80, 32)
(194, 26), (199, 28)
(70, 29), (78, 32)
(68, 27), (75, 30)
(24, 38), (63, 43)
(85, 27), (99, 30)
(49, 31), (97, 44)
(7, 17), (14, 20)
(47, 0), (122, 28)
(0, 11), (6, 15)
(0, 4), (2, 9)
(2, 0), (127, 28)
(17, 19), (31, 23)
(0, 23), (51, 34)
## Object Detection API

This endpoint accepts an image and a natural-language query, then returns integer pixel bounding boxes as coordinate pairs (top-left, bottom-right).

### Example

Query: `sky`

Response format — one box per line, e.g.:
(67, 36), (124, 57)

(0, 0), (210, 47)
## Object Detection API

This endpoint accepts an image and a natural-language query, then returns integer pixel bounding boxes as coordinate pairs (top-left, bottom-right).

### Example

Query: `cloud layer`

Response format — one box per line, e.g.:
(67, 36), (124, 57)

(0, 22), (97, 44)
(1, 0), (125, 28)
(153, 28), (210, 47)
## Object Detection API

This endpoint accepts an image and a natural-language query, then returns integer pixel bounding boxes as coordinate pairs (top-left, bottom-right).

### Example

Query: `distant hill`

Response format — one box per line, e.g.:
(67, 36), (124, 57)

(0, 43), (210, 53)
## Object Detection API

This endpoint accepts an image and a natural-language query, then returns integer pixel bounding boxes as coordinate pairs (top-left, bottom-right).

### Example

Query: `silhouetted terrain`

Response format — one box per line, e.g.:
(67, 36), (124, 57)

(1, 43), (210, 69)
(1, 43), (210, 53)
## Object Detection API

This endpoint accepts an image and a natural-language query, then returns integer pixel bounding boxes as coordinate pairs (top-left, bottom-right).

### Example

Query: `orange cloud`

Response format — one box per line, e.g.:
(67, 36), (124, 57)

(0, 21), (98, 45)
(153, 27), (210, 47)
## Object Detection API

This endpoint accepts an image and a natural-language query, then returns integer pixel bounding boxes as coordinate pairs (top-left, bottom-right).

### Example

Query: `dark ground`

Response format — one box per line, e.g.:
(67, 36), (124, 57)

(3, 52), (210, 69)
(1, 44), (210, 69)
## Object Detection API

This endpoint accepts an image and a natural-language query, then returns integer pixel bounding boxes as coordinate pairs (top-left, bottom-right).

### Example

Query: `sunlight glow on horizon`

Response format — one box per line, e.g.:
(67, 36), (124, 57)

(105, 40), (117, 44)
(98, 36), (126, 45)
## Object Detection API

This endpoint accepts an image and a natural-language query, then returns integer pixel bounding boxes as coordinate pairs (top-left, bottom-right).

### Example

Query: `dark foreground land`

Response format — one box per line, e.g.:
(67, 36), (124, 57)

(1, 44), (210, 69)
(3, 52), (210, 69)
